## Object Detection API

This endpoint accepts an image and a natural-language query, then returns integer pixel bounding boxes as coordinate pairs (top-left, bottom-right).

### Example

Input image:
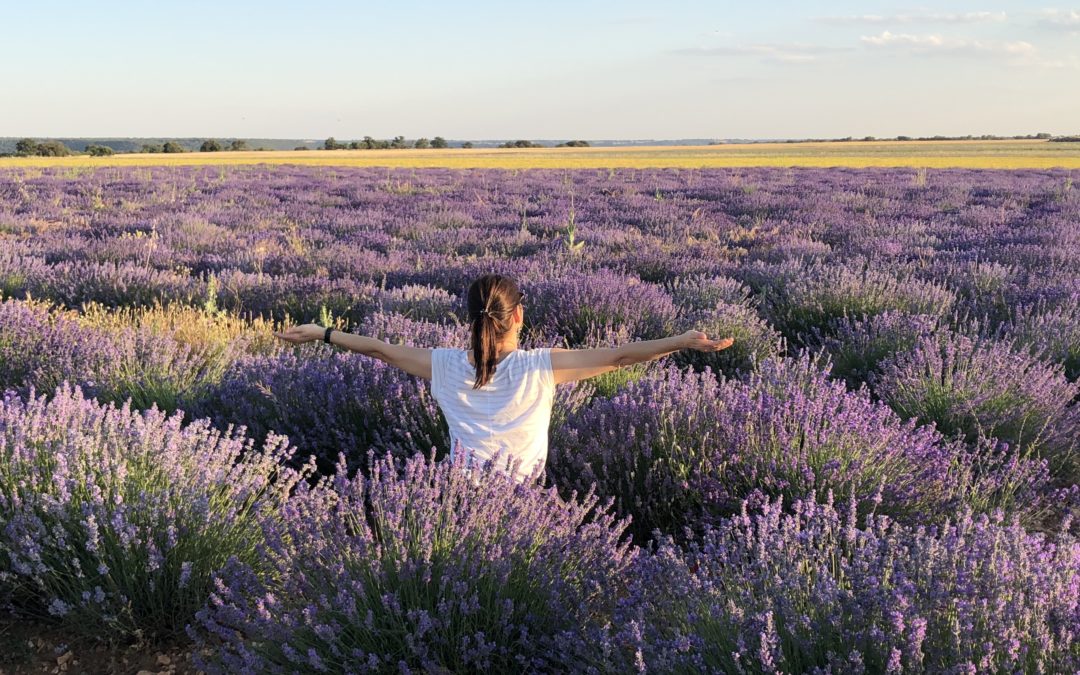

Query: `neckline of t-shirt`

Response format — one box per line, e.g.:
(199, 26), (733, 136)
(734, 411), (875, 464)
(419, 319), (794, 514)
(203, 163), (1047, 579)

(462, 348), (520, 368)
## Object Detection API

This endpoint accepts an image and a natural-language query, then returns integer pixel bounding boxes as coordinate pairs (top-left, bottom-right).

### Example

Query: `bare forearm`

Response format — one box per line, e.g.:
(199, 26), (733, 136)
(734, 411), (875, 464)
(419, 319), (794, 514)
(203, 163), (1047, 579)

(328, 331), (386, 359)
(613, 336), (684, 366)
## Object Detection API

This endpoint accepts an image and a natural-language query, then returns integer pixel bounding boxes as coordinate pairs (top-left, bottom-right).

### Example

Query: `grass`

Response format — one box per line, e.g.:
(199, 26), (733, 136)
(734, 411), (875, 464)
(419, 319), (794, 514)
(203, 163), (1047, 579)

(2, 139), (1079, 169)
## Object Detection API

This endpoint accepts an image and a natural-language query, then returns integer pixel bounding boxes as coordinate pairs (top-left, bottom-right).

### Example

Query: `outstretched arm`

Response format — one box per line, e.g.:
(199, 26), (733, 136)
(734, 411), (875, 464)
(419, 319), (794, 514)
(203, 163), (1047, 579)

(273, 324), (433, 380)
(550, 331), (733, 385)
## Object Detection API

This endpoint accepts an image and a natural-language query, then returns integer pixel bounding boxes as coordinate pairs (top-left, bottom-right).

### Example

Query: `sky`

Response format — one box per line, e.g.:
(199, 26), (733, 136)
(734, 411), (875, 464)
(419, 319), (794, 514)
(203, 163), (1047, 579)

(1, 1), (1077, 140)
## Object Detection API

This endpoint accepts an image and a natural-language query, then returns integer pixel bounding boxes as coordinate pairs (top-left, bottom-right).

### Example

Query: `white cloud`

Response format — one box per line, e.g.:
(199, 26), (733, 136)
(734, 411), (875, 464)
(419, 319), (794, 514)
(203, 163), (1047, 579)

(1037, 8), (1080, 32)
(673, 43), (847, 64)
(819, 12), (1007, 25)
(861, 31), (1033, 54)
(860, 31), (1072, 68)
(861, 31), (947, 47)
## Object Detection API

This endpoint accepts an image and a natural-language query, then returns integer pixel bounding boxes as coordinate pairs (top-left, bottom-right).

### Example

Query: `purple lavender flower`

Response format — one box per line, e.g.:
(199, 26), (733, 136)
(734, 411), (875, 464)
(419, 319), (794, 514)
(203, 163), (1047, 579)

(189, 450), (633, 674)
(0, 383), (313, 641)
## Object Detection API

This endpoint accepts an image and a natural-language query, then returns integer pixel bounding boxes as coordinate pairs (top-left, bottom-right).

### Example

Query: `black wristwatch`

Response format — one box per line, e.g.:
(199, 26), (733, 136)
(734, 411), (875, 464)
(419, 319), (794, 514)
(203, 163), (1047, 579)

(323, 327), (334, 344)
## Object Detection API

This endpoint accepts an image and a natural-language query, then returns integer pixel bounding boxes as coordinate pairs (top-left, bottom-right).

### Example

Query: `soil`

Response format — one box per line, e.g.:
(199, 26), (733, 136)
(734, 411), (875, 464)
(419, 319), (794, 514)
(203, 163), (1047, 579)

(0, 613), (208, 675)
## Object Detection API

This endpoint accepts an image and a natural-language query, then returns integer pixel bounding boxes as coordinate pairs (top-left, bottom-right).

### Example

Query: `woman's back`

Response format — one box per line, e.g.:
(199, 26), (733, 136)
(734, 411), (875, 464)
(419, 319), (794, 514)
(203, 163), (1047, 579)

(430, 347), (554, 481)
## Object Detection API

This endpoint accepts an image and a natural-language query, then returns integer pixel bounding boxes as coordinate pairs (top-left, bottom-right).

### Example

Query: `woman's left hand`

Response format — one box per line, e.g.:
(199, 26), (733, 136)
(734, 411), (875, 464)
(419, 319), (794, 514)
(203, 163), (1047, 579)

(273, 323), (325, 344)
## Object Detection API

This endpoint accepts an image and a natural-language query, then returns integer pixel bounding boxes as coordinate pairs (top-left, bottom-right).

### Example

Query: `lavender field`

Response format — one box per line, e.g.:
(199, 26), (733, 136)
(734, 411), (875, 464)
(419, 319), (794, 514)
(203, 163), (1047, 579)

(0, 165), (1078, 673)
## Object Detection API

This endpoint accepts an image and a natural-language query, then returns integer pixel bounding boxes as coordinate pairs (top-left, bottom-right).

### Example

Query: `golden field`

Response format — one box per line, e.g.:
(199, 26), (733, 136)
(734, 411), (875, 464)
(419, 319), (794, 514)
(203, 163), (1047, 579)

(2, 139), (1080, 170)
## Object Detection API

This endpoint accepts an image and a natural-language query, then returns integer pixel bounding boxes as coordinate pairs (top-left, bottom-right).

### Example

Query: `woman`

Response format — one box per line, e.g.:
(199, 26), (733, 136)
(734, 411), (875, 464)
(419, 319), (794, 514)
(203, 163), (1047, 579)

(274, 274), (734, 482)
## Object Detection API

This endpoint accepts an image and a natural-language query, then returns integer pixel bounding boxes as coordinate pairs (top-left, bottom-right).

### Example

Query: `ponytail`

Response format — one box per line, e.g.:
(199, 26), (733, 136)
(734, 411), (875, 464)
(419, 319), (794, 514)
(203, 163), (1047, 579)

(470, 312), (500, 389)
(466, 274), (524, 389)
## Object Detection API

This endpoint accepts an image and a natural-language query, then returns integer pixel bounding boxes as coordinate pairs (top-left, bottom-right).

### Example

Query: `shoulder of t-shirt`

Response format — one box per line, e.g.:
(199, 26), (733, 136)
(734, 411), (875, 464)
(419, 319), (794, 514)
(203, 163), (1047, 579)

(528, 348), (555, 386)
(431, 348), (460, 387)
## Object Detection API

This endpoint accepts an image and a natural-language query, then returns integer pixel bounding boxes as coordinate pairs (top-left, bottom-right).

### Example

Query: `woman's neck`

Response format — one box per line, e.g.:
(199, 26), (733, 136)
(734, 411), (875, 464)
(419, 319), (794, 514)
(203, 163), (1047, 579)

(496, 335), (519, 354)
(467, 336), (519, 365)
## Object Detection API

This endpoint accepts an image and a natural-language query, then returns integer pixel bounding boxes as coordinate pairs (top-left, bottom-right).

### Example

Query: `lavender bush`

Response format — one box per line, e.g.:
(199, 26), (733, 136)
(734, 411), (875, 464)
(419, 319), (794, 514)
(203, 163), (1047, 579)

(198, 348), (448, 475)
(550, 356), (1044, 544)
(357, 310), (469, 349)
(0, 298), (116, 396)
(875, 331), (1080, 483)
(189, 450), (633, 674)
(1004, 295), (1080, 382)
(612, 491), (1079, 674)
(374, 283), (460, 323)
(0, 298), (247, 416)
(664, 273), (754, 312)
(806, 311), (944, 391)
(673, 301), (784, 376)
(0, 384), (312, 642)
(759, 262), (956, 343)
(524, 268), (680, 345)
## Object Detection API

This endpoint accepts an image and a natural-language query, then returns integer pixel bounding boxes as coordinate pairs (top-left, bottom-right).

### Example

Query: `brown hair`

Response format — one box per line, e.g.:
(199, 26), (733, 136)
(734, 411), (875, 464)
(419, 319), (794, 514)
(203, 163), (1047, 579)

(467, 274), (524, 389)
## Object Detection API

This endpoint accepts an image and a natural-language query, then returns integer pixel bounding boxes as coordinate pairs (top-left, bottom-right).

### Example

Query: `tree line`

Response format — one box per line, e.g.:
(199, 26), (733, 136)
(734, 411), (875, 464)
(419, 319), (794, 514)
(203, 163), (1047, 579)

(7, 138), (196, 156)
(319, 137), (589, 150)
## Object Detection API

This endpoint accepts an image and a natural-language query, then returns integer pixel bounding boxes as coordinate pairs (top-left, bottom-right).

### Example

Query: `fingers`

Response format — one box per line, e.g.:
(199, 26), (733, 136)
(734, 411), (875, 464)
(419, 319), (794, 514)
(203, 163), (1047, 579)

(273, 327), (305, 343)
(694, 336), (734, 351)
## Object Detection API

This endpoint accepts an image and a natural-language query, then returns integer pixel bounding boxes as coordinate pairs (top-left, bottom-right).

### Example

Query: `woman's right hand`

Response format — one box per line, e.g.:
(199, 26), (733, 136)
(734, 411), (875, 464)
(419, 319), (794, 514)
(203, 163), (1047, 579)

(273, 323), (325, 344)
(679, 330), (734, 352)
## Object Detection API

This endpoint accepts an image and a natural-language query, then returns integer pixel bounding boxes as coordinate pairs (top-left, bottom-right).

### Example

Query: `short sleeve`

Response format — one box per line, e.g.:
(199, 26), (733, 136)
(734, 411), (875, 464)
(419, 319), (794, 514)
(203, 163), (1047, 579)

(430, 348), (447, 400)
(538, 348), (555, 390)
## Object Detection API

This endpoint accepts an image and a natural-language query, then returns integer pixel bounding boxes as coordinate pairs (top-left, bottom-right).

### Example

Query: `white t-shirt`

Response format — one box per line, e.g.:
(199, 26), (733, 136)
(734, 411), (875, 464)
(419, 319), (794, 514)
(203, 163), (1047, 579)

(430, 347), (555, 482)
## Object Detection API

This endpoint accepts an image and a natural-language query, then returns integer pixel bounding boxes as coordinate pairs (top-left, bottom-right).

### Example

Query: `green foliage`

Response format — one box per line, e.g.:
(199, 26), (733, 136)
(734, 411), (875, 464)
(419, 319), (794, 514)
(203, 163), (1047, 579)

(14, 138), (37, 156)
(200, 139), (222, 152)
(499, 140), (545, 148)
(162, 141), (186, 154)
(85, 144), (114, 157)
(413, 137), (430, 149)
(322, 137), (341, 150)
(563, 192), (585, 253)
(229, 140), (248, 151)
(461, 141), (474, 149)
(16, 140), (71, 157)
(202, 272), (221, 317)
(431, 136), (448, 148)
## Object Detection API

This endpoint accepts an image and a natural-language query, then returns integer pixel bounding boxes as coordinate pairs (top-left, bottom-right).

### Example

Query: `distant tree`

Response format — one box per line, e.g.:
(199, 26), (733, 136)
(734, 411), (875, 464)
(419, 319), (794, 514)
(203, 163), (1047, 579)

(461, 141), (474, 149)
(376, 139), (391, 149)
(140, 143), (163, 153)
(556, 140), (589, 147)
(200, 139), (222, 152)
(862, 136), (876, 141)
(162, 141), (186, 153)
(86, 144), (114, 156)
(14, 138), (38, 156)
(361, 136), (377, 149)
(431, 136), (448, 148)
(500, 140), (544, 148)
(323, 137), (342, 150)
(413, 137), (430, 149)
(896, 135), (912, 141)
(1035, 132), (1052, 139)
(294, 146), (310, 151)
(390, 135), (408, 149)
(229, 139), (249, 151)
(35, 140), (71, 157)
(348, 141), (361, 149)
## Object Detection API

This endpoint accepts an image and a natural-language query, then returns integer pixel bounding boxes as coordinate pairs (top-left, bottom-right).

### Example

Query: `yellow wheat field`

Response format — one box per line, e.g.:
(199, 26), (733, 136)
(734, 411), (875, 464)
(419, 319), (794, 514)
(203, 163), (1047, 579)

(2, 140), (1079, 170)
